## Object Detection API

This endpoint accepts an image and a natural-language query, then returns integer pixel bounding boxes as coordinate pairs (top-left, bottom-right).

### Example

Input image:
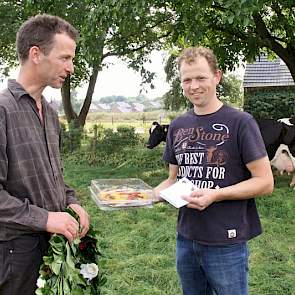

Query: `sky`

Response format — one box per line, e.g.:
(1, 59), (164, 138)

(0, 50), (171, 102)
(87, 51), (171, 100)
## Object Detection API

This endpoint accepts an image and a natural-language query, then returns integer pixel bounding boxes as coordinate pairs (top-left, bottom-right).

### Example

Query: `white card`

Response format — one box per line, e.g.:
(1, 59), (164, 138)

(159, 177), (197, 208)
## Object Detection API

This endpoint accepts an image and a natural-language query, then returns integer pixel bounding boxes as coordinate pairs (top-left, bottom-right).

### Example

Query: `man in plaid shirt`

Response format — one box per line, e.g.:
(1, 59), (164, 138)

(0, 14), (89, 295)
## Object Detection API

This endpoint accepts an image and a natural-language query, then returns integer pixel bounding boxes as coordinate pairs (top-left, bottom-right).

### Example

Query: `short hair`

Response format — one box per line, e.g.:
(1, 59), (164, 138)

(178, 46), (218, 74)
(16, 14), (79, 62)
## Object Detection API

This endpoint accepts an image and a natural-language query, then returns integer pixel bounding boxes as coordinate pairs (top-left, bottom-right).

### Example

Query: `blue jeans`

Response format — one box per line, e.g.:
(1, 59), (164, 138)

(176, 233), (249, 295)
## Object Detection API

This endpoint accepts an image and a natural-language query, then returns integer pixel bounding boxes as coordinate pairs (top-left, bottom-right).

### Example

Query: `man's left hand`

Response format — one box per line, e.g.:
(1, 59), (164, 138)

(68, 204), (90, 238)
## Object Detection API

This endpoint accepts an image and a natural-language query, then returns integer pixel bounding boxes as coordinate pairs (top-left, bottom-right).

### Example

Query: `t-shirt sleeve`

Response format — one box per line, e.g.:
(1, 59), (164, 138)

(163, 123), (178, 165)
(238, 115), (267, 164)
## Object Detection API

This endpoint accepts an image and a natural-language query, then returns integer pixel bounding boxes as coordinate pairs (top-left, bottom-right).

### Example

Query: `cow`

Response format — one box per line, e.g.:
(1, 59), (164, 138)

(270, 144), (295, 188)
(257, 118), (295, 189)
(146, 122), (169, 149)
(271, 145), (294, 174)
(255, 118), (295, 160)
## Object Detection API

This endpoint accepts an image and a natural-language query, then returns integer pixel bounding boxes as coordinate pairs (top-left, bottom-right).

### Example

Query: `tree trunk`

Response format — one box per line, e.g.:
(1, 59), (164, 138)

(76, 66), (100, 127)
(61, 66), (100, 128)
(278, 51), (295, 83)
(61, 77), (78, 125)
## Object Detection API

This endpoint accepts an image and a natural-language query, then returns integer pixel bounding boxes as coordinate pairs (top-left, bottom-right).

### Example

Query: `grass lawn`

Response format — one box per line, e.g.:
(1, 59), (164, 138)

(63, 160), (295, 295)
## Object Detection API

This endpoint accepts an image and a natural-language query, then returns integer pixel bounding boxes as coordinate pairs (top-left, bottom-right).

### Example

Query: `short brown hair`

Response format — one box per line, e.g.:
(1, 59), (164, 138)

(178, 46), (218, 73)
(16, 14), (79, 62)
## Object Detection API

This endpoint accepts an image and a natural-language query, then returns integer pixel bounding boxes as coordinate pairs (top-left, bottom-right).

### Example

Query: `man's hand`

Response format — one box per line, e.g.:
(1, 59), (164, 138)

(182, 189), (217, 210)
(152, 189), (164, 203)
(68, 204), (90, 238)
(46, 212), (80, 243)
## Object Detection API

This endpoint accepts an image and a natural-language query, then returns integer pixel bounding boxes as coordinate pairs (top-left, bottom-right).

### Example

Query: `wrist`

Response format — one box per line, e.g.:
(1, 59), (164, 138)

(213, 188), (224, 202)
(152, 189), (164, 203)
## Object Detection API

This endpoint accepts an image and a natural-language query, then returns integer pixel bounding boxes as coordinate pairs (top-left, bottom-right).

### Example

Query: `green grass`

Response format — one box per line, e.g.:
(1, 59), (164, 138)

(63, 158), (295, 295)
(249, 176), (295, 295)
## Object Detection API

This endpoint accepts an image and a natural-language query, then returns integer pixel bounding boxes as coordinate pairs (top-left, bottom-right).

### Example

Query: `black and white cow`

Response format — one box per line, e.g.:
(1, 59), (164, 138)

(255, 118), (295, 160)
(146, 122), (169, 149)
(258, 118), (295, 188)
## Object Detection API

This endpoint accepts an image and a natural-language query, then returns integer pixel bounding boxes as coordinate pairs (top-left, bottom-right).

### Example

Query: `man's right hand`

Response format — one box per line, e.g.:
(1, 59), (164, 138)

(46, 212), (80, 243)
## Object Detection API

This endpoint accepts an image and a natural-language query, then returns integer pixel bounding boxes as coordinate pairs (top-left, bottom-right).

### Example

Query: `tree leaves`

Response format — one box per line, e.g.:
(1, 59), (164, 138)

(0, 0), (173, 126)
(1, 0), (294, 117)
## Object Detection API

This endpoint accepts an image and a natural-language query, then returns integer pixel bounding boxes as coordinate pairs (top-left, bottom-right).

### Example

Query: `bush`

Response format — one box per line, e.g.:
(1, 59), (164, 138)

(89, 124), (105, 152)
(60, 122), (168, 171)
(95, 125), (142, 154)
(244, 88), (295, 119)
(62, 145), (166, 170)
(60, 122), (85, 153)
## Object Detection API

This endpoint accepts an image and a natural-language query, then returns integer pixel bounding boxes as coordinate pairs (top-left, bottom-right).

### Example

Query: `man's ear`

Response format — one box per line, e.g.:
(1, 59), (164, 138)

(29, 46), (42, 64)
(215, 70), (223, 84)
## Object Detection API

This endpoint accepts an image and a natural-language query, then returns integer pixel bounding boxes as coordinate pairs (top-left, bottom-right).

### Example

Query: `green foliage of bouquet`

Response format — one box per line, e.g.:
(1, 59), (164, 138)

(35, 208), (106, 295)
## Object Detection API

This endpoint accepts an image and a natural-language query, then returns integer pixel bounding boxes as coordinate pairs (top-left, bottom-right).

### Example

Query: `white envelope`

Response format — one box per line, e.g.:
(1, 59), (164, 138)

(159, 177), (197, 208)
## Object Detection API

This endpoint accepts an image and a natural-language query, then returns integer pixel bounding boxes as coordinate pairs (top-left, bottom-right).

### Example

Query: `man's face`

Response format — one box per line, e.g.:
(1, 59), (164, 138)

(180, 56), (221, 109)
(38, 33), (76, 89)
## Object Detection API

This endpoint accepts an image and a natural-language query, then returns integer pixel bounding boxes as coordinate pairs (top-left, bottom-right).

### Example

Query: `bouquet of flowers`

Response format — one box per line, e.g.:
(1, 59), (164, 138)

(35, 208), (106, 295)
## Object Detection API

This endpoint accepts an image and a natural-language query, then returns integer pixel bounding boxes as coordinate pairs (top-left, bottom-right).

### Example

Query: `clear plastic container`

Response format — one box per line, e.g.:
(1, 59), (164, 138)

(90, 178), (154, 210)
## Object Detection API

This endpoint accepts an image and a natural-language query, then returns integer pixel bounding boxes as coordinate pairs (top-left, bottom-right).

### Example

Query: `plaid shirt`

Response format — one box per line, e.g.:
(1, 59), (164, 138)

(0, 79), (78, 241)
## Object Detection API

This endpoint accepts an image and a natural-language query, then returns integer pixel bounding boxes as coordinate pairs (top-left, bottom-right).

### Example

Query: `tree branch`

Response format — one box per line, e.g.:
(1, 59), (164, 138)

(271, 2), (295, 41)
(252, 12), (286, 52)
(102, 31), (172, 60)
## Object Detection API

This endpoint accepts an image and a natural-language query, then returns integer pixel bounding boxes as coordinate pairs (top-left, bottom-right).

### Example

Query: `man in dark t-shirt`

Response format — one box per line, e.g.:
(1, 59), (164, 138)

(154, 47), (274, 295)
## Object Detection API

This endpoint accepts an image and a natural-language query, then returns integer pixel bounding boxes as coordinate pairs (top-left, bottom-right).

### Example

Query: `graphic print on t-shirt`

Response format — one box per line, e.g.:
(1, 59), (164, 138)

(173, 123), (229, 189)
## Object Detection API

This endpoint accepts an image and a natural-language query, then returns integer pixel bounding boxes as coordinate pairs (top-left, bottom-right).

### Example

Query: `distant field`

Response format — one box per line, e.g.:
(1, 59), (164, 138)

(59, 110), (180, 133)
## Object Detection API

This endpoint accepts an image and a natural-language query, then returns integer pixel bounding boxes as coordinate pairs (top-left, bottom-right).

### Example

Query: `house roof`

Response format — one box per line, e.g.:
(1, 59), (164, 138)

(132, 102), (144, 112)
(116, 101), (132, 109)
(112, 105), (132, 113)
(89, 102), (99, 111)
(243, 55), (295, 88)
(97, 103), (111, 110)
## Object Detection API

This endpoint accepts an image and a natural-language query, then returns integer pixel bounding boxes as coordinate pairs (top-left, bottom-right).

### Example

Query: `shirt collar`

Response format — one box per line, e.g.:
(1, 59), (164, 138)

(7, 79), (29, 101)
(7, 79), (45, 103)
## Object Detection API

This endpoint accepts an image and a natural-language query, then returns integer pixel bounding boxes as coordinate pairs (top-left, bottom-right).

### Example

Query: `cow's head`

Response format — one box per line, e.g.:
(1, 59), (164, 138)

(146, 122), (169, 149)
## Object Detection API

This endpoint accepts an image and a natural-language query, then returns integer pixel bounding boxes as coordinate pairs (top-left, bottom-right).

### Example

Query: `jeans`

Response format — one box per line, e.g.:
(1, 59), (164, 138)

(0, 234), (49, 295)
(176, 233), (249, 295)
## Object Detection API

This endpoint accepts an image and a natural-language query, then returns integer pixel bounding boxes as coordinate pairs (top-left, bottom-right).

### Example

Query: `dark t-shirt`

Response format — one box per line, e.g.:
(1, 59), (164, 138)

(163, 105), (267, 245)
